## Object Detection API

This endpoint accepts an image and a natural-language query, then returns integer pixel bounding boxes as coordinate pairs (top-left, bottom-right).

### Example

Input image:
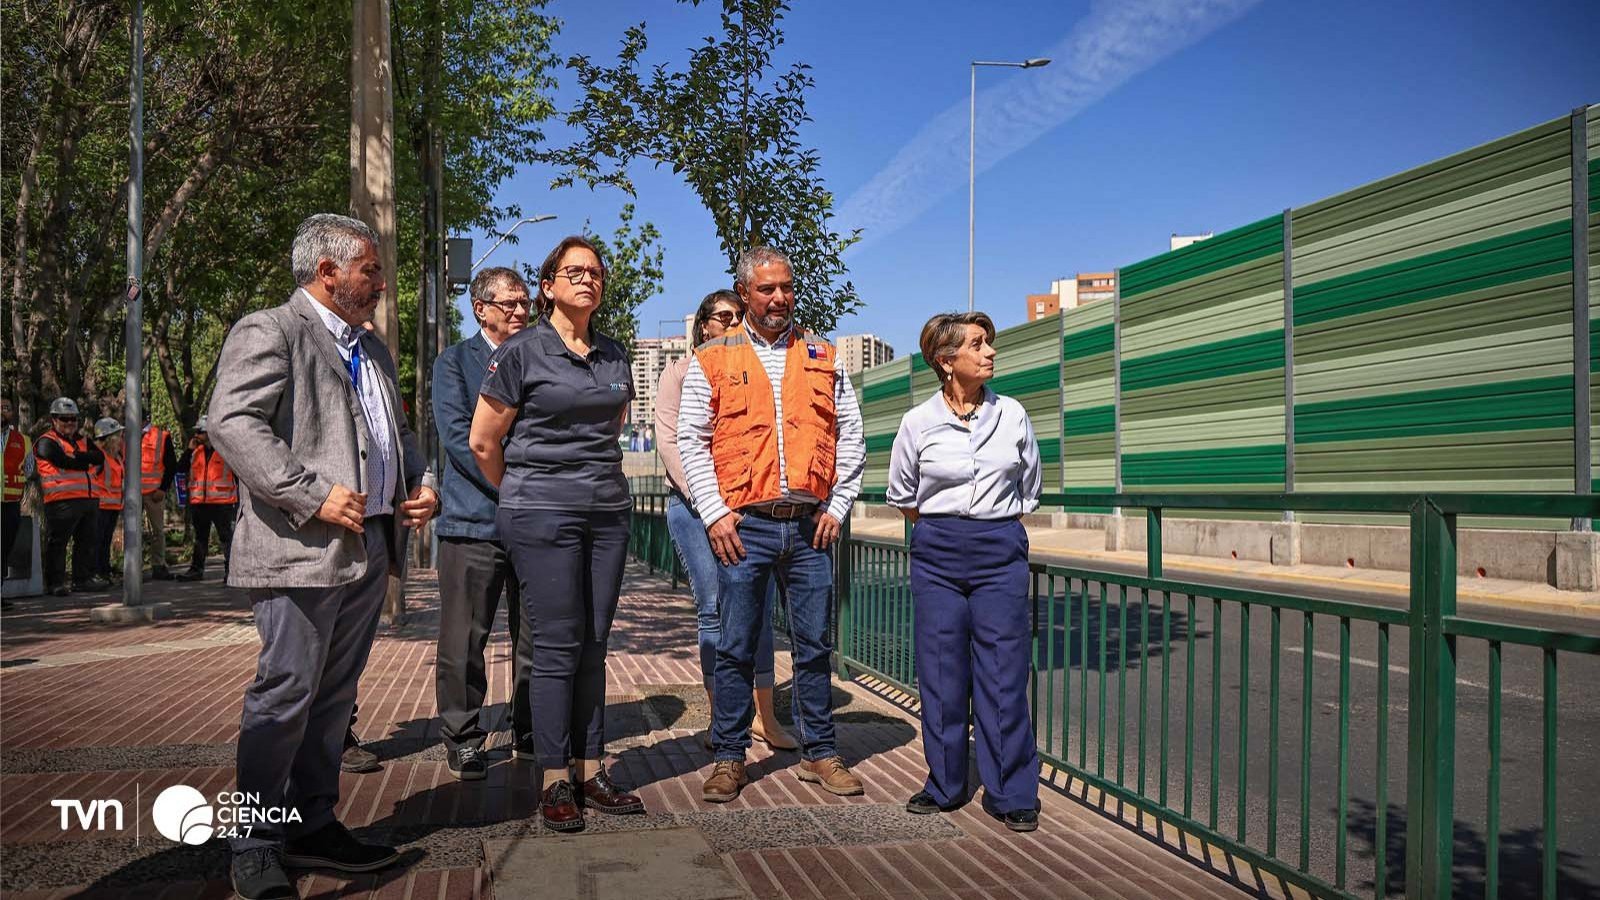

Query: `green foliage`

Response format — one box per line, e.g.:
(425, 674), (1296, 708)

(2, 0), (560, 432)
(538, 0), (862, 335)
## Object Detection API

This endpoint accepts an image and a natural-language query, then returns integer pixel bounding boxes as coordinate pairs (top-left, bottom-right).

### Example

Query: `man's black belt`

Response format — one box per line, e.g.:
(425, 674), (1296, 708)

(739, 499), (817, 520)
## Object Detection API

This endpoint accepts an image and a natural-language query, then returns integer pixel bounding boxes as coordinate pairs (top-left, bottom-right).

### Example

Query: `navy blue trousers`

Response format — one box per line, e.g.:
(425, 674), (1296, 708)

(910, 515), (1039, 813)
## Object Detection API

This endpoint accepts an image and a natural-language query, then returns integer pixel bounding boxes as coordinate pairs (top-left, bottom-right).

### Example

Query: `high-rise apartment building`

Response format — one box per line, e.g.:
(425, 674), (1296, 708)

(629, 336), (691, 430)
(835, 334), (896, 376)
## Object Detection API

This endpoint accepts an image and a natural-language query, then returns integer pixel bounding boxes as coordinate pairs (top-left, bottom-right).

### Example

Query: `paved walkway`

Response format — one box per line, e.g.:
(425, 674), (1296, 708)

(1, 565), (1295, 899)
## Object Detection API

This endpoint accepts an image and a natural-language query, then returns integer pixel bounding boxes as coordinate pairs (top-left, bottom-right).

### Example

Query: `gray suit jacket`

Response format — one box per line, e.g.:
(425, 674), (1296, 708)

(208, 290), (434, 588)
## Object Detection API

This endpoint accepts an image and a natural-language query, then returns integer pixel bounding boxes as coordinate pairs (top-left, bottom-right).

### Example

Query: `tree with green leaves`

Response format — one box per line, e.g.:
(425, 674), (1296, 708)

(539, 0), (861, 335)
(2, 0), (564, 434)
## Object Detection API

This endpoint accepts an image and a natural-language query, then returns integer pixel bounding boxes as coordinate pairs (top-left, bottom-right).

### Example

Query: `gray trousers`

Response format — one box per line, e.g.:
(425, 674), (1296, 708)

(435, 536), (533, 749)
(232, 519), (390, 851)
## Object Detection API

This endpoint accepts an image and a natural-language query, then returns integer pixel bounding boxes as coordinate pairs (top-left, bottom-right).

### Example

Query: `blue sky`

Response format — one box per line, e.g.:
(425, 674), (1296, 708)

(460, 0), (1598, 357)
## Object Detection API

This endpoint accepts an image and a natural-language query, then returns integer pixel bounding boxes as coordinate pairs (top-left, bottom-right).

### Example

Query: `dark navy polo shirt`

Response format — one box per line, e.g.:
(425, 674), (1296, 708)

(479, 317), (634, 511)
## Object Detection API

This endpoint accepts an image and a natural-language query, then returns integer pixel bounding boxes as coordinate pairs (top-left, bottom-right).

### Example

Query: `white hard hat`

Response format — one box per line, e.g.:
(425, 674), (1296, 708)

(49, 397), (80, 417)
(195, 415), (209, 433)
(94, 417), (125, 439)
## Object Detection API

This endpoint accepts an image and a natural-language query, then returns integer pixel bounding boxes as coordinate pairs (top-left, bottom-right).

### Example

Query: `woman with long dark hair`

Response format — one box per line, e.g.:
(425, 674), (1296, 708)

(469, 235), (645, 832)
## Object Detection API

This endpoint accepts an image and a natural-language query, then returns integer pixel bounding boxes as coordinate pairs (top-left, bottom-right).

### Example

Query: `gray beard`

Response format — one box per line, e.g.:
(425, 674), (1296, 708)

(334, 284), (378, 322)
(756, 311), (791, 332)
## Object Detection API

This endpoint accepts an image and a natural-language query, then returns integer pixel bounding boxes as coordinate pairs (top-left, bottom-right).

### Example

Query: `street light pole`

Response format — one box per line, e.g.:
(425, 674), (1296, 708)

(969, 57), (1051, 312)
(472, 215), (557, 270)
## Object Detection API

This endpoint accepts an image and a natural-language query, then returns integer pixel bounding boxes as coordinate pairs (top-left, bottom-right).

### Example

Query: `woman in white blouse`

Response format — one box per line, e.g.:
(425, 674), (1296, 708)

(886, 311), (1043, 832)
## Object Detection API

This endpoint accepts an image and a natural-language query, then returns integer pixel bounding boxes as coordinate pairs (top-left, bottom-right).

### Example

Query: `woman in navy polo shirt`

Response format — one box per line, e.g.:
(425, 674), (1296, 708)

(469, 235), (644, 832)
(887, 311), (1043, 832)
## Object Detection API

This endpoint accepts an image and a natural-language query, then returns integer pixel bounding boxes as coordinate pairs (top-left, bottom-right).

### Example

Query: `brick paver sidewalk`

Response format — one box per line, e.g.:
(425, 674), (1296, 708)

(1, 564), (1286, 899)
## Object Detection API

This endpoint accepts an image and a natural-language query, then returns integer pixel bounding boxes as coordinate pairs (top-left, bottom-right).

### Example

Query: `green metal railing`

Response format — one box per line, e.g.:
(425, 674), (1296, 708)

(627, 489), (1600, 900)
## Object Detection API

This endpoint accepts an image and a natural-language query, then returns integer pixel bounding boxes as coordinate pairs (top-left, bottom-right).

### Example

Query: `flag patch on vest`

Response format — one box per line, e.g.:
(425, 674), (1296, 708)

(806, 343), (823, 359)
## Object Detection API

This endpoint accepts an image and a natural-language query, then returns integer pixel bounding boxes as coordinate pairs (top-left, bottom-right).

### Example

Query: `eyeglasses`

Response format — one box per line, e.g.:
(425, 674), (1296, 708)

(707, 311), (742, 326)
(52, 415), (77, 422)
(480, 296), (532, 315)
(553, 265), (604, 285)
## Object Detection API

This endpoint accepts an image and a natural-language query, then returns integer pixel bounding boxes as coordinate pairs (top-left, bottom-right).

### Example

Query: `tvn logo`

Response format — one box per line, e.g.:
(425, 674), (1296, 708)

(50, 785), (300, 843)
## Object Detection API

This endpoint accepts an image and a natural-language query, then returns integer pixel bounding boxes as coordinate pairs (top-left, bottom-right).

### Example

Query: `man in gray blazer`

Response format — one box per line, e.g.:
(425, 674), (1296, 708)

(209, 213), (438, 900)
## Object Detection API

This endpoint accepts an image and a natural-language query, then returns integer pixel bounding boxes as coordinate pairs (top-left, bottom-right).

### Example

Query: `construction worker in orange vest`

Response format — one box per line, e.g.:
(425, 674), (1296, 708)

(90, 417), (126, 586)
(138, 411), (178, 579)
(2, 396), (32, 581)
(34, 397), (105, 596)
(177, 415), (238, 582)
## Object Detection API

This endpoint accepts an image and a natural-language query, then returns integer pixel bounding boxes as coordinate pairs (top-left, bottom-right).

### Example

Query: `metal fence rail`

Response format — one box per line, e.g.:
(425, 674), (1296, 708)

(627, 488), (1600, 900)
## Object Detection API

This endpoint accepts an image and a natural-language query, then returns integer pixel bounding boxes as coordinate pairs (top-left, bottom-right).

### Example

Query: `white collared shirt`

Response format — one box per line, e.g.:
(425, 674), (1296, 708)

(302, 289), (396, 516)
(886, 387), (1042, 519)
(480, 330), (500, 352)
(677, 323), (865, 526)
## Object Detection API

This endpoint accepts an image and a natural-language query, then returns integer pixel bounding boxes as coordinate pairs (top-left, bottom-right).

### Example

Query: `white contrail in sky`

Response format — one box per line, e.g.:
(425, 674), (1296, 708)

(834, 0), (1263, 251)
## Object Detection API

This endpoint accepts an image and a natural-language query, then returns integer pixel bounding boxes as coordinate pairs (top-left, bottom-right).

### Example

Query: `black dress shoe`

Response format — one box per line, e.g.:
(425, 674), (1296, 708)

(579, 768), (645, 815)
(905, 790), (959, 815)
(176, 569), (204, 582)
(48, 585), (70, 597)
(447, 745), (486, 781)
(540, 780), (584, 832)
(282, 820), (399, 872)
(151, 567), (174, 581)
(986, 804), (1039, 832)
(231, 847), (298, 899)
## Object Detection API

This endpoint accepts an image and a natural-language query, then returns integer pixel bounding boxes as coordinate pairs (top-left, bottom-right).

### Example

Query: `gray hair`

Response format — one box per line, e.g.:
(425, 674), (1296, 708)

(734, 245), (792, 287)
(291, 213), (378, 285)
(469, 266), (529, 323)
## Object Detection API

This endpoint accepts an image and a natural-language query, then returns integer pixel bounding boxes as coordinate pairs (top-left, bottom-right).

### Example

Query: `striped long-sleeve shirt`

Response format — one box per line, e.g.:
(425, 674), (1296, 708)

(676, 324), (866, 527)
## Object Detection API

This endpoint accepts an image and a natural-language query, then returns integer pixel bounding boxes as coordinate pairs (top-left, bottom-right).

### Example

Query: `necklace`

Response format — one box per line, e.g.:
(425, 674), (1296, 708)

(943, 391), (981, 422)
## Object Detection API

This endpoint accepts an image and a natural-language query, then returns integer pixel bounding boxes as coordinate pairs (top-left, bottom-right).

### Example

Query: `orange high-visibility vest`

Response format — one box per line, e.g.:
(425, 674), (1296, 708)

(94, 452), (124, 511)
(36, 430), (94, 503)
(694, 329), (838, 511)
(3, 427), (29, 502)
(188, 446), (238, 505)
(140, 426), (169, 494)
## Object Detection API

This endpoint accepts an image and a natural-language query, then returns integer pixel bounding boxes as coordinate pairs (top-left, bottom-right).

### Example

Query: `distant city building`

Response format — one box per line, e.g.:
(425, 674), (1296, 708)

(836, 334), (896, 375)
(1075, 272), (1117, 305)
(1027, 293), (1060, 321)
(1170, 232), (1214, 251)
(1026, 272), (1118, 320)
(630, 335), (691, 430)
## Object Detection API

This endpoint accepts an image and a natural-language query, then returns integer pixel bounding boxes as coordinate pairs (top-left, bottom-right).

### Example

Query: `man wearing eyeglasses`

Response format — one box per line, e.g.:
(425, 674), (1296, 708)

(34, 397), (106, 596)
(430, 265), (537, 779)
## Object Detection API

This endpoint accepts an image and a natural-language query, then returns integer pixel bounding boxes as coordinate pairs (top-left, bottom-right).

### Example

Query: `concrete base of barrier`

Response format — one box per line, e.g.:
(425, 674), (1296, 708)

(859, 505), (1600, 591)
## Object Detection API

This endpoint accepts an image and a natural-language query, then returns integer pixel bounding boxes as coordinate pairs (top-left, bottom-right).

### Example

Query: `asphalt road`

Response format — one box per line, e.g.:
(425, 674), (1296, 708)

(842, 546), (1600, 900)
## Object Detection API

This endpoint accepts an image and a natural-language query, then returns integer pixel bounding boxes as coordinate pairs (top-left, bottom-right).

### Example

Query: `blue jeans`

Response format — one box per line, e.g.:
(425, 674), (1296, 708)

(665, 494), (776, 690)
(712, 512), (837, 762)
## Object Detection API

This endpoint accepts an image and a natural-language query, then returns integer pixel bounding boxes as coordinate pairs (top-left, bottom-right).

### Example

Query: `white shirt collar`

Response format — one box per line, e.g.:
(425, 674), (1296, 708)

(744, 321), (795, 349)
(480, 330), (500, 351)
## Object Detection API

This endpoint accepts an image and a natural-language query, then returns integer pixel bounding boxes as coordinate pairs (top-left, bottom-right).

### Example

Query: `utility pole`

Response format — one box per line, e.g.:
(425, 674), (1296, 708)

(95, 0), (168, 624)
(415, 0), (446, 567)
(351, 0), (405, 621)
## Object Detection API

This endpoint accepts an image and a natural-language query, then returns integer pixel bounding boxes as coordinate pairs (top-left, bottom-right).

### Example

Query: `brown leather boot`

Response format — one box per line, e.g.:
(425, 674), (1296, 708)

(796, 756), (864, 796)
(702, 760), (748, 803)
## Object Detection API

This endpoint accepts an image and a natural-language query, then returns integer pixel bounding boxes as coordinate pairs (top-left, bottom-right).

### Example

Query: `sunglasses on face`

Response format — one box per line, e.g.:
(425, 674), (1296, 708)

(708, 311), (742, 326)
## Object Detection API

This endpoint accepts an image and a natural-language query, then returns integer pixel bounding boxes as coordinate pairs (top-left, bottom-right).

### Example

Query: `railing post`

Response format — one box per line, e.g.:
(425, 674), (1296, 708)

(1147, 506), (1163, 578)
(1406, 497), (1458, 900)
(836, 512), (853, 679)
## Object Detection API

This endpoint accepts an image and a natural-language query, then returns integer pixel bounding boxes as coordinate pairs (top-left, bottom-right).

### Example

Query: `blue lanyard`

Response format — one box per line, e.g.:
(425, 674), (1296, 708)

(347, 337), (362, 391)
